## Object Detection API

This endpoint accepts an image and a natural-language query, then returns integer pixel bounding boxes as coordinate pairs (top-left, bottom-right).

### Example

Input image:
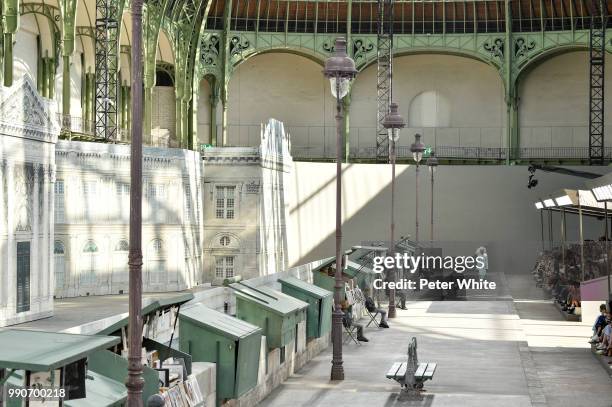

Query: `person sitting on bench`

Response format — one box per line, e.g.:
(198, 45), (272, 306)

(342, 302), (369, 342)
(364, 288), (390, 328)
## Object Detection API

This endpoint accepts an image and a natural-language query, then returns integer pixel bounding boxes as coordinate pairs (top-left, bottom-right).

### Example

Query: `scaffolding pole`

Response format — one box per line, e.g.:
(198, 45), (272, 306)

(95, 0), (119, 141)
(376, 0), (393, 162)
(588, 0), (606, 164)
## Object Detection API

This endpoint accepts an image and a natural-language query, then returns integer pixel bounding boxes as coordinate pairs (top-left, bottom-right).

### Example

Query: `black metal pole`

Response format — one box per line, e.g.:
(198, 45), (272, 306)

(127, 0), (144, 402)
(606, 202), (611, 302)
(330, 81), (345, 381)
(388, 133), (396, 319)
(540, 209), (545, 251)
(561, 208), (566, 278)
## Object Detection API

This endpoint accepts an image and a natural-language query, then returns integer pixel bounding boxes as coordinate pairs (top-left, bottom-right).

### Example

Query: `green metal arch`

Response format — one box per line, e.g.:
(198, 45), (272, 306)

(358, 48), (501, 74)
(516, 45), (590, 82)
(19, 3), (61, 60)
(232, 46), (327, 70)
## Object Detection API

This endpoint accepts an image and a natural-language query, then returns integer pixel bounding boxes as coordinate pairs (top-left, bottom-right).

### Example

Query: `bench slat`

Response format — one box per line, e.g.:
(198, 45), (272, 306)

(386, 362), (403, 379)
(414, 363), (427, 379)
(423, 363), (437, 378)
(396, 363), (407, 378)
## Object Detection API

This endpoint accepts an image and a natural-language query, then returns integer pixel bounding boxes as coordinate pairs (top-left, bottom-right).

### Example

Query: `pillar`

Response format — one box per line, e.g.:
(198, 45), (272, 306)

(0, 161), (5, 306)
(182, 98), (191, 149)
(62, 55), (71, 132)
(144, 85), (153, 144)
(6, 162), (13, 311)
(37, 164), (54, 305)
(47, 58), (55, 99)
(47, 166), (54, 299)
(32, 165), (39, 302)
(175, 96), (183, 147)
(3, 33), (12, 87)
(221, 95), (228, 147)
(87, 72), (95, 132)
(343, 94), (351, 163)
(209, 95), (218, 146)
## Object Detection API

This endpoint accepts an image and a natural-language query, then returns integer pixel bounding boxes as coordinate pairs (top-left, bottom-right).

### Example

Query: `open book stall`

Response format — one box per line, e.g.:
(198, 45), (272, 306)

(89, 293), (204, 405)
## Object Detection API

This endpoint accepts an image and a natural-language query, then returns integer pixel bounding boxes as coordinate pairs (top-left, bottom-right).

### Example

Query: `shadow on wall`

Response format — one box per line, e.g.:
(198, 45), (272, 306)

(287, 163), (609, 276)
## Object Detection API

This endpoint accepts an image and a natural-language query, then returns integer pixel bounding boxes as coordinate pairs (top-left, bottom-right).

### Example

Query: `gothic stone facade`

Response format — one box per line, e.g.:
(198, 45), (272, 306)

(0, 76), (59, 326)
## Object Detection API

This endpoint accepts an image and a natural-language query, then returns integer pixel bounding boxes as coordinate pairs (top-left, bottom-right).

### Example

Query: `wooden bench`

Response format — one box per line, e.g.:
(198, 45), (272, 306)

(386, 337), (436, 395)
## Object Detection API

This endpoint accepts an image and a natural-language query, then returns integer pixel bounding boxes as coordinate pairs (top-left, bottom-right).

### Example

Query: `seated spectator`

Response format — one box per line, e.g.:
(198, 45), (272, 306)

(590, 304), (608, 343)
(341, 302), (368, 342)
(595, 313), (612, 356)
(363, 289), (389, 328)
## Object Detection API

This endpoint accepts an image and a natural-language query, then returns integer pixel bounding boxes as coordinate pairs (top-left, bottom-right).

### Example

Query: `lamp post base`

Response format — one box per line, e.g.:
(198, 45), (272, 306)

(330, 308), (345, 381)
(388, 304), (397, 319)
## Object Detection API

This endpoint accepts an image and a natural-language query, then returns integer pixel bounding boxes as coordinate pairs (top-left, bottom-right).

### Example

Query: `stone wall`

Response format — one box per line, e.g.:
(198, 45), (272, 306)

(201, 119), (292, 285)
(53, 140), (204, 297)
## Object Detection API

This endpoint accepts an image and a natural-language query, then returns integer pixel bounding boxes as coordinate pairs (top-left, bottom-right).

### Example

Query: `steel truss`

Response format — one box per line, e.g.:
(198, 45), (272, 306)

(95, 0), (119, 141)
(588, 0), (607, 165)
(376, 0), (393, 162)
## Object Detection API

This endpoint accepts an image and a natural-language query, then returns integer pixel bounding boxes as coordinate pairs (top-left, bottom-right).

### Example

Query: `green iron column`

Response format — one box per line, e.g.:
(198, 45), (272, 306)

(2, 0), (18, 87)
(43, 57), (49, 97)
(343, 92), (351, 163)
(188, 95), (195, 150)
(220, 0), (233, 146)
(143, 75), (154, 144)
(504, 0), (519, 163)
(62, 54), (72, 133)
(47, 57), (55, 99)
(182, 96), (191, 148)
(209, 77), (220, 146)
(60, 0), (76, 133)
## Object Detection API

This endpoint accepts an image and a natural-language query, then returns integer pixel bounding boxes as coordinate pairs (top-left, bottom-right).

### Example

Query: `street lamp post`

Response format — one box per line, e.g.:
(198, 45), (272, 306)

(323, 37), (357, 381)
(127, 0), (145, 402)
(410, 134), (425, 243)
(426, 152), (438, 246)
(383, 102), (405, 319)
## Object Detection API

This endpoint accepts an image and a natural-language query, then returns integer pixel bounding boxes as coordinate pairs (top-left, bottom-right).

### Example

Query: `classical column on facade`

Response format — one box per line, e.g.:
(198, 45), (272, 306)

(32, 164), (40, 302)
(42, 165), (51, 303)
(6, 161), (14, 310)
(0, 160), (5, 306)
(48, 166), (55, 298)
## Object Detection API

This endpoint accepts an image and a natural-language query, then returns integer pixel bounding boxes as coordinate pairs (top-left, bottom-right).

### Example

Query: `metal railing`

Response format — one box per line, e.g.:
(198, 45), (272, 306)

(58, 114), (95, 136)
(290, 145), (612, 161)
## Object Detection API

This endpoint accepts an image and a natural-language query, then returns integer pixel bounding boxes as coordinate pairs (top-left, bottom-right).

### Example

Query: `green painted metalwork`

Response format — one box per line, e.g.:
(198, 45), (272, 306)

(178, 303), (262, 401)
(278, 276), (333, 339)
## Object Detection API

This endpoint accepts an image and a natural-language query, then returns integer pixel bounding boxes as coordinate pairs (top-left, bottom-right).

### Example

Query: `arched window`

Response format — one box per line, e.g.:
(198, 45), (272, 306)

(115, 240), (129, 252)
(81, 240), (99, 286)
(148, 239), (166, 285)
(54, 241), (66, 291)
(409, 90), (451, 128)
(83, 240), (98, 253)
(54, 241), (65, 255)
(220, 236), (230, 247)
(113, 240), (129, 284)
(152, 239), (163, 254)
